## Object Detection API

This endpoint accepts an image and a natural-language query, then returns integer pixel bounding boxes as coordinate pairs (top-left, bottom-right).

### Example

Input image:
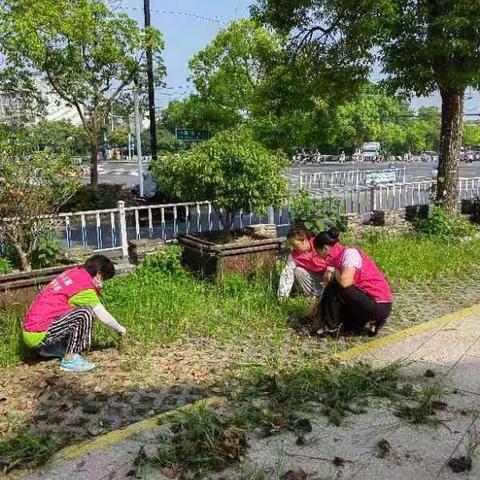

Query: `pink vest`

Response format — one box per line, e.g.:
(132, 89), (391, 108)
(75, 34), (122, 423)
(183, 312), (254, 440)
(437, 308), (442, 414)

(24, 267), (97, 333)
(328, 244), (393, 303)
(292, 237), (327, 273)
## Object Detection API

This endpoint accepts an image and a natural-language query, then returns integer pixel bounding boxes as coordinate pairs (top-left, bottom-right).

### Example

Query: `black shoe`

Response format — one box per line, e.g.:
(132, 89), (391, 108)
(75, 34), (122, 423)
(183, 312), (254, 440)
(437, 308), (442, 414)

(374, 318), (388, 335)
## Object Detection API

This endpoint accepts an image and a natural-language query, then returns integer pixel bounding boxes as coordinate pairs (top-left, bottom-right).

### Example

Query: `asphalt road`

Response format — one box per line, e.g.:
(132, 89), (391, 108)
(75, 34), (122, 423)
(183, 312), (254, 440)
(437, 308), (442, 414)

(93, 160), (480, 187)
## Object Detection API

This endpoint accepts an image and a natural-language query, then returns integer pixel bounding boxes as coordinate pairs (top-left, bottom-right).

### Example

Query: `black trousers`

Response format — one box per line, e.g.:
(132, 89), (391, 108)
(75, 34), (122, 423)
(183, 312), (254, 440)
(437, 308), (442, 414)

(320, 282), (392, 332)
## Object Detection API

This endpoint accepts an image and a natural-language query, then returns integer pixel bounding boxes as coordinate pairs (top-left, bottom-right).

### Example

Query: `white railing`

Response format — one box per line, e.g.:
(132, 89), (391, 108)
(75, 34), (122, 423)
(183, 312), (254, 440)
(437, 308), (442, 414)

(57, 201), (290, 256)
(298, 167), (407, 190)
(3, 177), (480, 257)
(306, 177), (480, 214)
(459, 177), (480, 196)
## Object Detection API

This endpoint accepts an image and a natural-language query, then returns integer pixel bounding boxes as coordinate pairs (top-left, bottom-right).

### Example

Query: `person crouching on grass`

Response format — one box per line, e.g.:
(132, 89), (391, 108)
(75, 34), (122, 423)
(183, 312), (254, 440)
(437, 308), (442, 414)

(22, 255), (127, 373)
(277, 229), (327, 300)
(311, 228), (393, 336)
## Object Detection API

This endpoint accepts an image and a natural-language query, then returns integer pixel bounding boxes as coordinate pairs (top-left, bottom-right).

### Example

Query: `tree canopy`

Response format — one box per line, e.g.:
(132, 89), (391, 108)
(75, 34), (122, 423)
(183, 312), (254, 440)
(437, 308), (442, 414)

(253, 0), (480, 213)
(152, 127), (289, 235)
(0, 0), (165, 185)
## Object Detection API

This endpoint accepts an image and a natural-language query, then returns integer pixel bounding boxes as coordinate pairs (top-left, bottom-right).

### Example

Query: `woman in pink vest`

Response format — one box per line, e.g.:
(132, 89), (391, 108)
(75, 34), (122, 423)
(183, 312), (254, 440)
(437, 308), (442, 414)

(312, 228), (393, 336)
(278, 229), (327, 299)
(23, 255), (127, 373)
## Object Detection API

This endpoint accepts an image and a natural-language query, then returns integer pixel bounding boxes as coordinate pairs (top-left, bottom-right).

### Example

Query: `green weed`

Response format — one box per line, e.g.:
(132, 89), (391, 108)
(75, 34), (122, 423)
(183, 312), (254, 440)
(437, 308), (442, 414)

(415, 206), (477, 239)
(151, 404), (248, 477)
(0, 306), (29, 367)
(0, 256), (12, 275)
(0, 430), (58, 474)
(394, 384), (445, 426)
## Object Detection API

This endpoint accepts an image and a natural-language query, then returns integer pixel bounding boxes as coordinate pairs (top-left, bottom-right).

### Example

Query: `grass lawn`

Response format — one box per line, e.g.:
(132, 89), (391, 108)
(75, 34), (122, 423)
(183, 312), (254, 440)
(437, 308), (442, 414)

(2, 233), (480, 367)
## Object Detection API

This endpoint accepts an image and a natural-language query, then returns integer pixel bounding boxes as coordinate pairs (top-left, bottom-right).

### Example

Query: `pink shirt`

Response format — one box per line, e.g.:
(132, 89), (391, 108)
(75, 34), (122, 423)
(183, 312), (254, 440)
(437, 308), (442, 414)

(24, 267), (99, 333)
(328, 244), (393, 303)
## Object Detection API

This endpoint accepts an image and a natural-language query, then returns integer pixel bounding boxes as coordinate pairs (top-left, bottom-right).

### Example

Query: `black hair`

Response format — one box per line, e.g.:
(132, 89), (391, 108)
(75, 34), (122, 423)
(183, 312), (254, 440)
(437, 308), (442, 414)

(287, 228), (311, 241)
(313, 228), (340, 250)
(84, 255), (115, 280)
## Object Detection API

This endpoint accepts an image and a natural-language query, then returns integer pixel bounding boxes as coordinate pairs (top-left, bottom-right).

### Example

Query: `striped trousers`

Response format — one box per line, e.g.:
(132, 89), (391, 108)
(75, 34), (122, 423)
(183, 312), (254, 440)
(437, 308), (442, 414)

(39, 307), (94, 355)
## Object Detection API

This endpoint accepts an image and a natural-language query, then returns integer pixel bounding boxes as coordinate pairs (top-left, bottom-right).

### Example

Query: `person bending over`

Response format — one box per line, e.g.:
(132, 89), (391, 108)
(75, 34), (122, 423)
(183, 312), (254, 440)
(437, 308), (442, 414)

(312, 228), (393, 336)
(278, 229), (327, 300)
(22, 255), (127, 373)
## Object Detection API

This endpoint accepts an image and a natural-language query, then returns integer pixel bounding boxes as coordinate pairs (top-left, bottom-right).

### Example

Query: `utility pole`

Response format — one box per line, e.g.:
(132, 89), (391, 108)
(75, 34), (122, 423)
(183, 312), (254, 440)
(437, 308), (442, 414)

(134, 85), (144, 197)
(144, 0), (157, 161)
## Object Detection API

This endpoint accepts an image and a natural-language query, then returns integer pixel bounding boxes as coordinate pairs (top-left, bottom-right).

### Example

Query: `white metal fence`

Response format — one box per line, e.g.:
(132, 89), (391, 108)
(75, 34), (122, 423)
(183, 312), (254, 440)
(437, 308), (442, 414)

(298, 167), (407, 190)
(307, 177), (480, 214)
(3, 176), (480, 258)
(55, 201), (291, 257)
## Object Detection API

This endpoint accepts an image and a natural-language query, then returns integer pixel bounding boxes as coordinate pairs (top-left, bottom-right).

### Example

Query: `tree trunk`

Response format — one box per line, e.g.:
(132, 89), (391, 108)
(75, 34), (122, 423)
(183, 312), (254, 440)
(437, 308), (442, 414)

(13, 241), (30, 272)
(215, 206), (234, 242)
(90, 139), (99, 186)
(436, 88), (464, 215)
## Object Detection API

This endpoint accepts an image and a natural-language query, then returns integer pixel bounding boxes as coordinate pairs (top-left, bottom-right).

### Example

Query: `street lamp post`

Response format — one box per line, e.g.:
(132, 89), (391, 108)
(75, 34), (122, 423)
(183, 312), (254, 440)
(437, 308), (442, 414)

(144, 0), (157, 161)
(133, 85), (144, 198)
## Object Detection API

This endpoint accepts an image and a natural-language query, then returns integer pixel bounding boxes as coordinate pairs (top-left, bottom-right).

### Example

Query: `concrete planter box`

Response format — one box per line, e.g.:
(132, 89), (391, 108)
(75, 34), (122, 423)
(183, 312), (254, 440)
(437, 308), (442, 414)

(128, 238), (166, 265)
(178, 231), (286, 279)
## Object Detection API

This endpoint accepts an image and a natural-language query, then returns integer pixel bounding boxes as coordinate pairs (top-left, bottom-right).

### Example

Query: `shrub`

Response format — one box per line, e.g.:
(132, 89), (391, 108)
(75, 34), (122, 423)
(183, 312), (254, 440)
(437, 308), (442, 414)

(142, 245), (185, 276)
(415, 206), (477, 239)
(152, 127), (289, 237)
(61, 183), (134, 212)
(0, 148), (80, 271)
(290, 189), (346, 234)
(28, 229), (60, 270)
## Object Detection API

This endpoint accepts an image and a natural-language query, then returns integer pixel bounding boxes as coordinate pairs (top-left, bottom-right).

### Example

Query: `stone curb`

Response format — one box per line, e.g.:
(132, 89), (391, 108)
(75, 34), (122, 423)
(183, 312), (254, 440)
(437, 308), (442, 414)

(3, 303), (479, 480)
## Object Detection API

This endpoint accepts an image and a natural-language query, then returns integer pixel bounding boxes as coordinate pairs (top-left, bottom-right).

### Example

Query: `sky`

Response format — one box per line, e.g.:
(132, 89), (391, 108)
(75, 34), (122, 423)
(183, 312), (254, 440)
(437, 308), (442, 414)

(120, 0), (480, 116)
(119, 0), (251, 108)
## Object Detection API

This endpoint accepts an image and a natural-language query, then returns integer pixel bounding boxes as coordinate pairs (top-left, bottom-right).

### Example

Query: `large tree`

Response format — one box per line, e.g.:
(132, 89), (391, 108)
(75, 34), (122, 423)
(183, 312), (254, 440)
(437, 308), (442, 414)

(0, 0), (165, 185)
(254, 0), (480, 214)
(169, 19), (339, 152)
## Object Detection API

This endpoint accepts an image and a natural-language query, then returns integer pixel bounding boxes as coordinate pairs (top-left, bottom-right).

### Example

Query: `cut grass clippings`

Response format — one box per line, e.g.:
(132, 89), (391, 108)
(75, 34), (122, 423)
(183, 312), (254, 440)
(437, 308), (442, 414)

(134, 360), (445, 479)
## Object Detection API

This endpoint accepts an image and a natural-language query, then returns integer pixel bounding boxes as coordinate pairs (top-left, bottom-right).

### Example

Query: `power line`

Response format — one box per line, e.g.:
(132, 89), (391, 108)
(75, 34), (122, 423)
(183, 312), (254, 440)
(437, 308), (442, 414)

(119, 6), (228, 25)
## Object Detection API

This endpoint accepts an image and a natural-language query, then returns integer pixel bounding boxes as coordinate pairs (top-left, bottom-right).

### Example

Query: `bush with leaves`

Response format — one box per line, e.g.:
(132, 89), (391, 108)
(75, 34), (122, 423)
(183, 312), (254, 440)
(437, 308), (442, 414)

(142, 245), (185, 276)
(28, 229), (60, 270)
(415, 206), (477, 239)
(290, 189), (346, 234)
(0, 256), (11, 275)
(61, 183), (135, 212)
(152, 127), (289, 238)
(0, 147), (80, 271)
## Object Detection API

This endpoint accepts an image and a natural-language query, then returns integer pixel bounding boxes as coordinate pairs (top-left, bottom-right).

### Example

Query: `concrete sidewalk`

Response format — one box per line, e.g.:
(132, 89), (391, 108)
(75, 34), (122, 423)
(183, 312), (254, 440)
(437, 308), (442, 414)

(239, 305), (480, 480)
(7, 305), (480, 480)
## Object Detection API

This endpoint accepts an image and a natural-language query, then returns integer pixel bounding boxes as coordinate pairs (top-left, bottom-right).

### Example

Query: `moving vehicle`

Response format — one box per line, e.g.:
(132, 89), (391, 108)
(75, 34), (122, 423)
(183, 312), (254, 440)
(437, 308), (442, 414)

(420, 151), (438, 162)
(361, 142), (381, 159)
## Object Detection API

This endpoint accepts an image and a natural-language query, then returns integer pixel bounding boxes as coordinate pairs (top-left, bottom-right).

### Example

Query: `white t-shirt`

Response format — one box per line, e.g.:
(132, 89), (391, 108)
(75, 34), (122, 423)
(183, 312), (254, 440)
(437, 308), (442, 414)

(342, 248), (362, 269)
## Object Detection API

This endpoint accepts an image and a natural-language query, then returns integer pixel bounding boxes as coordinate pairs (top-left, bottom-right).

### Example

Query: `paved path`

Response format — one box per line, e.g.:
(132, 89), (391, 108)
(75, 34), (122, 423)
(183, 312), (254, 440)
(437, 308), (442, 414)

(240, 306), (480, 480)
(7, 306), (480, 480)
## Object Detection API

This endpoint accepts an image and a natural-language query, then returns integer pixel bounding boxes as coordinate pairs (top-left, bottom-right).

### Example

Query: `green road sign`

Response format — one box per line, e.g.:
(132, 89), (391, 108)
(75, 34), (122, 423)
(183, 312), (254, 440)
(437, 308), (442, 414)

(175, 129), (209, 142)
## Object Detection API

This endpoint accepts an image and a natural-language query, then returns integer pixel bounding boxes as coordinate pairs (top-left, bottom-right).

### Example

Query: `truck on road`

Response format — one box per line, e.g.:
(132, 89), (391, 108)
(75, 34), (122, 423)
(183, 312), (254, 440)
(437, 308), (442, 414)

(361, 142), (381, 159)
